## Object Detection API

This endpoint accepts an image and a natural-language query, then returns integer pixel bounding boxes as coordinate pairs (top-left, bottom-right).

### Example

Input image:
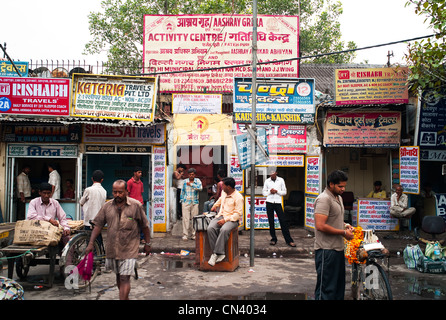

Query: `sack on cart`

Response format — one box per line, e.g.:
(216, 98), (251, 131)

(13, 220), (62, 246)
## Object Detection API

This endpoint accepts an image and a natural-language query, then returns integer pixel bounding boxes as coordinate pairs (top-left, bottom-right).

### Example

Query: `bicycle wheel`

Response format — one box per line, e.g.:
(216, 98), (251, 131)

(363, 261), (393, 300)
(61, 233), (102, 289)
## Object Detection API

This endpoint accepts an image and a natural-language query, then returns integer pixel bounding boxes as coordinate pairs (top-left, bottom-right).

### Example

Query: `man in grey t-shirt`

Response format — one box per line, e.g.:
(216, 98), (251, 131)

(314, 170), (354, 300)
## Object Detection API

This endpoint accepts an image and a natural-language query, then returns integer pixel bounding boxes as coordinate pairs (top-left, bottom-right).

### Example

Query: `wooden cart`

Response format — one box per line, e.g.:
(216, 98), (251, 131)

(0, 243), (59, 288)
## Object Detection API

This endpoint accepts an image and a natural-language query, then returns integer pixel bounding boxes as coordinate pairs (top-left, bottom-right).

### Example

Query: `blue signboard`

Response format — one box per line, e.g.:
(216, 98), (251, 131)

(0, 61), (29, 77)
(235, 127), (269, 170)
(418, 91), (446, 151)
(233, 77), (315, 124)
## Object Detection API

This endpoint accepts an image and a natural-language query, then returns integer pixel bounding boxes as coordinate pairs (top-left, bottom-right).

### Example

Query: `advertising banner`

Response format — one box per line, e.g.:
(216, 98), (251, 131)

(233, 78), (315, 124)
(230, 154), (244, 193)
(435, 194), (446, 222)
(305, 156), (321, 195)
(152, 146), (167, 232)
(236, 123), (306, 154)
(143, 14), (299, 92)
(245, 196), (279, 229)
(0, 61), (29, 77)
(304, 196), (317, 229)
(71, 74), (157, 121)
(323, 111), (401, 147)
(335, 67), (409, 105)
(418, 92), (446, 150)
(0, 77), (70, 116)
(172, 93), (222, 114)
(399, 146), (420, 194)
(356, 198), (398, 231)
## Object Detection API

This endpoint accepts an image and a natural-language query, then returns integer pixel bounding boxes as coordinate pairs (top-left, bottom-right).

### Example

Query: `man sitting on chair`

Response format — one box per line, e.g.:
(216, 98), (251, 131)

(207, 177), (243, 267)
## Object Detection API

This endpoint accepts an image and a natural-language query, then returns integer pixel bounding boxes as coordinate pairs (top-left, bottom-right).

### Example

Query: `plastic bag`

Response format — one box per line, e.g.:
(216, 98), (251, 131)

(403, 244), (424, 269)
(76, 252), (94, 281)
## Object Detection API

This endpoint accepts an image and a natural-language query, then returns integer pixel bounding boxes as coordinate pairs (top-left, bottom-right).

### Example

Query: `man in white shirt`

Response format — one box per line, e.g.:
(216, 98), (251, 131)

(16, 165), (31, 220)
(262, 169), (295, 247)
(80, 170), (107, 228)
(390, 184), (416, 219)
(48, 163), (61, 199)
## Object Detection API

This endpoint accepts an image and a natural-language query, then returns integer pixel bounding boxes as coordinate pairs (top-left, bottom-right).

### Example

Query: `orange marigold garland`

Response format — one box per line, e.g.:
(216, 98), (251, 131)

(344, 226), (365, 264)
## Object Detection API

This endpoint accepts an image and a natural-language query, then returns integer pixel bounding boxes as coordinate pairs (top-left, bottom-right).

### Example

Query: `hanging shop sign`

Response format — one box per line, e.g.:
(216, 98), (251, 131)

(236, 123), (306, 154)
(323, 111), (401, 147)
(235, 127), (269, 170)
(71, 74), (157, 122)
(233, 78), (315, 124)
(8, 144), (78, 158)
(418, 92), (446, 150)
(0, 77), (70, 116)
(335, 67), (409, 106)
(173, 114), (232, 146)
(3, 124), (81, 143)
(83, 123), (165, 145)
(399, 146), (420, 194)
(0, 61), (29, 77)
(172, 93), (222, 114)
(143, 14), (299, 92)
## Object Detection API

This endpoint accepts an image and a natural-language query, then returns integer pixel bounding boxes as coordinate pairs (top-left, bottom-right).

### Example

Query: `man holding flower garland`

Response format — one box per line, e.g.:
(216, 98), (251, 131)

(314, 170), (355, 300)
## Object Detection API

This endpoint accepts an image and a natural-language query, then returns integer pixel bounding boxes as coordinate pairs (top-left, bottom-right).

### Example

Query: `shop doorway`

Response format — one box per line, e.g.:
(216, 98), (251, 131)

(5, 144), (81, 222)
(84, 153), (152, 203)
(176, 145), (228, 211)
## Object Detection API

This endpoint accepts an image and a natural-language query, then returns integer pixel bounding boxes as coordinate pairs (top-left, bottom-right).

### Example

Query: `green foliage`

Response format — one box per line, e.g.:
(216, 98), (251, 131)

(405, 0), (446, 97)
(84, 0), (357, 74)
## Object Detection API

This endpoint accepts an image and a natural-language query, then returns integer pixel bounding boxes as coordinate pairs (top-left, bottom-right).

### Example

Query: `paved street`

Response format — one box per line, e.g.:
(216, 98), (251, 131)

(2, 226), (446, 302)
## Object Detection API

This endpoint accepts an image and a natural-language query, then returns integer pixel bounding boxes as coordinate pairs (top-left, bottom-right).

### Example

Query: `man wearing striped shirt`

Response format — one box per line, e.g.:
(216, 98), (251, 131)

(180, 168), (202, 240)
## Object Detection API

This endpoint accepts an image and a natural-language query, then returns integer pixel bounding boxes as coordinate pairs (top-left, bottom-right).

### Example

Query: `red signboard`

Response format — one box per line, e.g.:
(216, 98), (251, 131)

(0, 77), (70, 116)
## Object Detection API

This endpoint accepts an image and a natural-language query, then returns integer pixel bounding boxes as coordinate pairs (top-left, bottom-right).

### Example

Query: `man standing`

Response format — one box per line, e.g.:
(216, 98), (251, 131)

(262, 168), (296, 247)
(16, 165), (31, 221)
(80, 170), (106, 229)
(127, 166), (144, 205)
(207, 177), (243, 266)
(48, 163), (61, 200)
(314, 170), (354, 300)
(180, 168), (202, 240)
(172, 164), (186, 220)
(27, 182), (71, 244)
(85, 180), (151, 300)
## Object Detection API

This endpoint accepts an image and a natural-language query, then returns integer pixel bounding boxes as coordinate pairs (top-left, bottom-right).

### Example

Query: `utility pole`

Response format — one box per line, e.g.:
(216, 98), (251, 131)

(249, 0), (258, 267)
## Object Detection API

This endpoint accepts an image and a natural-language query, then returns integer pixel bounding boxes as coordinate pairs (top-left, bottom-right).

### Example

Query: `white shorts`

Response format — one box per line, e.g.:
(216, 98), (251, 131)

(105, 258), (137, 276)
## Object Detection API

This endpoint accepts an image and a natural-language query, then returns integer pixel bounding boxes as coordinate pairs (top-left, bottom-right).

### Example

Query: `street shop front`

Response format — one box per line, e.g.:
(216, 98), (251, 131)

(232, 77), (319, 229)
(313, 67), (417, 231)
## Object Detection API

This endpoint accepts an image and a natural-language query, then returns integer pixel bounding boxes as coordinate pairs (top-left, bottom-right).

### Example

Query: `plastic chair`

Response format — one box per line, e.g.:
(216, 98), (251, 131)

(415, 216), (446, 242)
(284, 191), (304, 225)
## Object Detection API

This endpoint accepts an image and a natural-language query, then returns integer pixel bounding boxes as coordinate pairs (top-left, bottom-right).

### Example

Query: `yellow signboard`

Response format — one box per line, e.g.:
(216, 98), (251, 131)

(335, 67), (408, 106)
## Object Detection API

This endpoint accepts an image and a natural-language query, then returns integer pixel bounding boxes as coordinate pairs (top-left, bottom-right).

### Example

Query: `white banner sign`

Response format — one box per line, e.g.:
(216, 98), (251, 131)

(144, 14), (299, 92)
(172, 93), (222, 114)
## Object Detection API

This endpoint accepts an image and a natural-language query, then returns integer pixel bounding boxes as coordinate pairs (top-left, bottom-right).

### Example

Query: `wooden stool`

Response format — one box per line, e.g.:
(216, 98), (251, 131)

(195, 228), (239, 272)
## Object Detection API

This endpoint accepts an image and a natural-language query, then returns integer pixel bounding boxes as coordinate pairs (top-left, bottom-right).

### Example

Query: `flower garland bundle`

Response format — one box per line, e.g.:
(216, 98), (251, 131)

(344, 226), (365, 264)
